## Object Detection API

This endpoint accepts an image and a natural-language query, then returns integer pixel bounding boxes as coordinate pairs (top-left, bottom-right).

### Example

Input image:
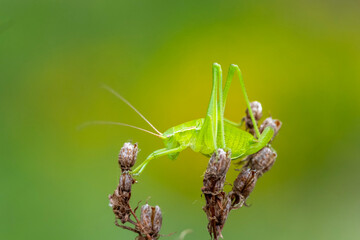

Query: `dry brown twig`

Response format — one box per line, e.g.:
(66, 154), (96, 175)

(109, 142), (163, 240)
(202, 149), (232, 239)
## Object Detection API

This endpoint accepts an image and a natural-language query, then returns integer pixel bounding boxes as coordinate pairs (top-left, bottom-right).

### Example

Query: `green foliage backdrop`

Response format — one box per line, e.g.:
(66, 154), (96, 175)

(1, 0), (359, 239)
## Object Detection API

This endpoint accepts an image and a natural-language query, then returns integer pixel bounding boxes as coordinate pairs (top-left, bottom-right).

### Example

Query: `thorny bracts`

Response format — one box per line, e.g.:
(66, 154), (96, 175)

(109, 142), (162, 240)
(203, 101), (282, 239)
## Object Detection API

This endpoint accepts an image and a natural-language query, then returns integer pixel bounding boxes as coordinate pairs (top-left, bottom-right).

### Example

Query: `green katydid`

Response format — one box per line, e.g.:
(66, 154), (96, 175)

(89, 63), (277, 175)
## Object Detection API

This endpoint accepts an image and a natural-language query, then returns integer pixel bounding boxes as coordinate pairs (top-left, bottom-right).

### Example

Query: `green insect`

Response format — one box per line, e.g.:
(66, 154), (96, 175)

(90, 63), (277, 175)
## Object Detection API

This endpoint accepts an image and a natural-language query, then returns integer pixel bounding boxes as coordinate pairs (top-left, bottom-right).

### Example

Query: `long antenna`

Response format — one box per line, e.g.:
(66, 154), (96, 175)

(78, 121), (165, 139)
(102, 84), (162, 135)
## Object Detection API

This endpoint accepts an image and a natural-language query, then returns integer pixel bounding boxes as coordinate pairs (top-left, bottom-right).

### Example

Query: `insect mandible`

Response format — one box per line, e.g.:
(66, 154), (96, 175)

(87, 63), (277, 175)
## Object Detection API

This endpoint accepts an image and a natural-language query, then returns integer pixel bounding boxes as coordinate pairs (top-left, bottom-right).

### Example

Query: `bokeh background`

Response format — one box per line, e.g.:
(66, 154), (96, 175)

(1, 0), (360, 239)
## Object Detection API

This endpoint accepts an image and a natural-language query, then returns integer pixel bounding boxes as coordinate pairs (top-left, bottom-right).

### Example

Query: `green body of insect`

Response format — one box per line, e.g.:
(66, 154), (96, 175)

(162, 118), (273, 160)
(97, 63), (276, 175)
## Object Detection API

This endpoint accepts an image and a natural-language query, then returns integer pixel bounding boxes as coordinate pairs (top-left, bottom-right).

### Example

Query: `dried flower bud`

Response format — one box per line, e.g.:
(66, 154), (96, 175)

(140, 204), (162, 237)
(108, 172), (135, 224)
(249, 147), (277, 177)
(108, 188), (131, 224)
(152, 206), (162, 235)
(203, 193), (232, 239)
(206, 149), (231, 178)
(119, 142), (138, 171)
(141, 204), (152, 234)
(214, 195), (232, 235)
(246, 101), (263, 121)
(260, 117), (282, 141)
(118, 173), (134, 200)
(203, 149), (231, 194)
(245, 101), (263, 135)
(231, 168), (257, 207)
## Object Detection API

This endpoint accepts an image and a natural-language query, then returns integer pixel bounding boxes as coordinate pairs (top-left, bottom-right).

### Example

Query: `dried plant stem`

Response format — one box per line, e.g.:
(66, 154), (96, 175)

(115, 221), (138, 234)
(109, 142), (163, 240)
(202, 149), (231, 240)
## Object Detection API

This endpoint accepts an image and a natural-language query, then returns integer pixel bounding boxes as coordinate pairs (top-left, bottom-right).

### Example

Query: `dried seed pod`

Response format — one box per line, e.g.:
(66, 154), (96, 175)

(249, 147), (277, 177)
(140, 204), (162, 237)
(108, 173), (135, 224)
(140, 204), (152, 234)
(118, 173), (134, 200)
(203, 193), (232, 240)
(108, 188), (131, 224)
(202, 150), (232, 239)
(246, 101), (263, 121)
(207, 149), (231, 178)
(259, 117), (282, 141)
(230, 168), (257, 207)
(245, 101), (263, 135)
(214, 195), (232, 236)
(203, 149), (231, 194)
(152, 206), (163, 236)
(119, 142), (138, 171)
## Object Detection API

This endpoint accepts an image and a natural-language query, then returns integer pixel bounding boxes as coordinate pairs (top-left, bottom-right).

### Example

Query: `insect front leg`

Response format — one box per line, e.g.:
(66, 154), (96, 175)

(131, 146), (186, 175)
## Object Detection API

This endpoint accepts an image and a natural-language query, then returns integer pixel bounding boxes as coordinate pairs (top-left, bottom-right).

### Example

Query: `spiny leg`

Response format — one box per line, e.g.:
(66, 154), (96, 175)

(131, 146), (186, 175)
(223, 64), (275, 155)
(214, 63), (225, 149)
(222, 64), (261, 139)
(196, 63), (219, 152)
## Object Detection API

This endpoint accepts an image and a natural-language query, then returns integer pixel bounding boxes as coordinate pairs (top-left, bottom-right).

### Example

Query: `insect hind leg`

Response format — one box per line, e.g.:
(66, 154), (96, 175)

(222, 64), (261, 138)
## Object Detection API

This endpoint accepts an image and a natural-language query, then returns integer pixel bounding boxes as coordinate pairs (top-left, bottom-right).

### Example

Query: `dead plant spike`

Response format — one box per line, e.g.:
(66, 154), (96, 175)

(201, 101), (282, 239)
(109, 142), (163, 240)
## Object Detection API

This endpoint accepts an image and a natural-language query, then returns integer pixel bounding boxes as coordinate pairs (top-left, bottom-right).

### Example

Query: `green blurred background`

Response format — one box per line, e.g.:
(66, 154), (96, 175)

(1, 0), (360, 239)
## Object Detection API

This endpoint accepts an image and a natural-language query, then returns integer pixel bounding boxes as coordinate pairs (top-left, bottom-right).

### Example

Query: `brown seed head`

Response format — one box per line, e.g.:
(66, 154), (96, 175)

(249, 147), (277, 176)
(108, 172), (135, 224)
(140, 204), (162, 237)
(140, 204), (152, 234)
(203, 149), (231, 194)
(245, 101), (263, 135)
(118, 173), (134, 200)
(215, 195), (232, 231)
(152, 206), (163, 235)
(119, 142), (138, 171)
(246, 101), (263, 121)
(108, 188), (131, 224)
(206, 149), (231, 178)
(260, 117), (282, 141)
(231, 168), (257, 206)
